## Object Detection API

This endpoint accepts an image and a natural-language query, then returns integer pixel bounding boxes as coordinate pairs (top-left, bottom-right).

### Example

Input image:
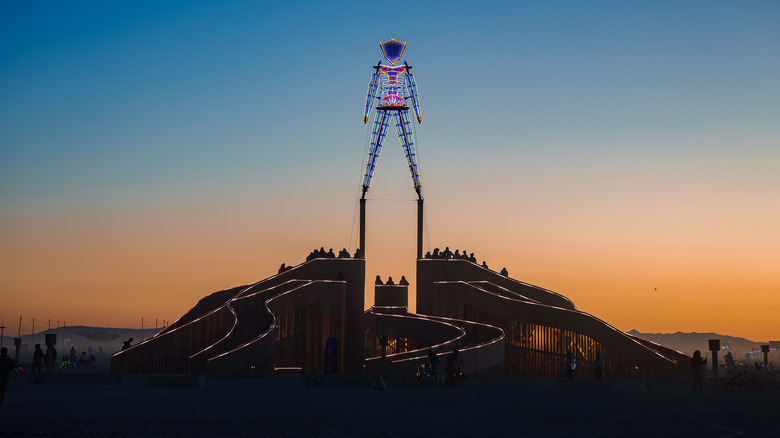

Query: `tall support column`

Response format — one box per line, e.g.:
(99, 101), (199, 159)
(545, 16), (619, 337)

(709, 339), (720, 378)
(360, 198), (366, 258)
(417, 198), (423, 259)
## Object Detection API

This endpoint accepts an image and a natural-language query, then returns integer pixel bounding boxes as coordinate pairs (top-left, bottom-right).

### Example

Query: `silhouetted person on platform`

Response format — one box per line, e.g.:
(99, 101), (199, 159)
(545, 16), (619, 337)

(691, 350), (706, 391)
(399, 276), (409, 286)
(481, 261), (489, 269)
(278, 263), (287, 273)
(122, 338), (133, 351)
(32, 344), (43, 375)
(500, 268), (508, 276)
(432, 248), (440, 258)
(442, 247), (453, 259)
(566, 349), (574, 380)
(327, 248), (336, 258)
(468, 253), (476, 263)
(0, 347), (14, 406)
(375, 275), (383, 285)
(425, 251), (431, 258)
(354, 248), (362, 258)
(386, 276), (395, 285)
(594, 351), (604, 379)
(454, 249), (461, 259)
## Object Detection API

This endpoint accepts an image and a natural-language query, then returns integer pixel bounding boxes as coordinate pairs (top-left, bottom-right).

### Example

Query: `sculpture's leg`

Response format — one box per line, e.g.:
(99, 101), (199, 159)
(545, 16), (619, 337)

(394, 111), (422, 198)
(362, 110), (390, 196)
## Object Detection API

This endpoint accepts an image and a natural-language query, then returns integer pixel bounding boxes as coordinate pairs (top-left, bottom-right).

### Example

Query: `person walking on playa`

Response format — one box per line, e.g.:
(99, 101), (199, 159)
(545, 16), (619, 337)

(32, 344), (43, 375)
(45, 344), (57, 373)
(0, 347), (16, 407)
(691, 350), (707, 392)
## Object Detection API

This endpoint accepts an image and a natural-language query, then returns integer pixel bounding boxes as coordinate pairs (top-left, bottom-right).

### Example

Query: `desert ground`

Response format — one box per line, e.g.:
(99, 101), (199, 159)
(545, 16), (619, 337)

(2, 372), (778, 438)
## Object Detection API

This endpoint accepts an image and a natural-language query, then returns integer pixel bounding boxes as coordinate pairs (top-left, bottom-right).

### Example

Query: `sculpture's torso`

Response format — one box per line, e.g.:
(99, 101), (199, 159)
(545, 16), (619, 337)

(377, 64), (408, 108)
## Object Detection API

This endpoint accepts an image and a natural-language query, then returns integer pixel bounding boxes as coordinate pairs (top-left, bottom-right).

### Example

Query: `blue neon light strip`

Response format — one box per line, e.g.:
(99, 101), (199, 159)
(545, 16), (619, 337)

(406, 70), (422, 122)
(364, 71), (379, 122)
(394, 111), (421, 188)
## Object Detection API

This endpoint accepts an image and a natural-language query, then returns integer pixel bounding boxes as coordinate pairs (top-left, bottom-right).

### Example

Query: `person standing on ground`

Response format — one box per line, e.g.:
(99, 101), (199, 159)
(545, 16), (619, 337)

(565, 349), (575, 380)
(427, 347), (439, 377)
(724, 351), (736, 374)
(445, 348), (461, 388)
(45, 345), (57, 373)
(32, 344), (44, 376)
(691, 350), (706, 392)
(0, 347), (15, 407)
(594, 351), (604, 380)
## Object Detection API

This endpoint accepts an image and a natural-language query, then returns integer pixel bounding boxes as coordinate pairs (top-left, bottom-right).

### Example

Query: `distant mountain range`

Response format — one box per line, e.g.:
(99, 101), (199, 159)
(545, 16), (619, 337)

(1, 325), (163, 357)
(628, 330), (769, 358)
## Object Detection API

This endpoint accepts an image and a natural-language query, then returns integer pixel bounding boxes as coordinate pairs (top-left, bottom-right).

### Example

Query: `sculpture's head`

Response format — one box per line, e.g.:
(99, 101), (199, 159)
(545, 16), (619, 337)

(380, 39), (406, 65)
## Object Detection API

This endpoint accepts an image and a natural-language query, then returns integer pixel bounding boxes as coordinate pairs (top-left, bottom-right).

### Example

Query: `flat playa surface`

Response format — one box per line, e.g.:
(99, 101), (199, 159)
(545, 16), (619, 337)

(2, 375), (778, 437)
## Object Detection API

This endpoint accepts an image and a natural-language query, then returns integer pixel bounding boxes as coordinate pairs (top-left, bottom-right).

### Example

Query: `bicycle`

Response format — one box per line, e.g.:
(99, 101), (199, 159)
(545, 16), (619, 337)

(722, 366), (762, 392)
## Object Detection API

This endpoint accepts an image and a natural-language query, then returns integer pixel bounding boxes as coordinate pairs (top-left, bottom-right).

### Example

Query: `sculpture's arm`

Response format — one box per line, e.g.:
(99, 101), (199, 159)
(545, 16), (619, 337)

(405, 63), (422, 123)
(363, 64), (380, 123)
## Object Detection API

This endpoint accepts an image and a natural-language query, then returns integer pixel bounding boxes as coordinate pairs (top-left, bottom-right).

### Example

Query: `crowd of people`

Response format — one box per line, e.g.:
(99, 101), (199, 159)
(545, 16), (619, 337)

(417, 346), (465, 388)
(277, 247), (363, 274)
(374, 275), (409, 286)
(424, 247), (509, 277)
(424, 247), (477, 262)
(34, 344), (60, 373)
(304, 247), (360, 262)
(65, 346), (97, 369)
(279, 245), (511, 279)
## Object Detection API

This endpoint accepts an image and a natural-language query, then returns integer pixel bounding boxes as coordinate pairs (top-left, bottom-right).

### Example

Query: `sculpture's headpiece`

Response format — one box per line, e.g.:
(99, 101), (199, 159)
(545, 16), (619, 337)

(380, 39), (406, 65)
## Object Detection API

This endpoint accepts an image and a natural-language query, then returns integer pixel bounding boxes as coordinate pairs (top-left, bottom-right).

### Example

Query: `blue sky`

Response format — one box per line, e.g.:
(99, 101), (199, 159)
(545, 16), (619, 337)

(4, 1), (777, 211)
(2, 1), (779, 339)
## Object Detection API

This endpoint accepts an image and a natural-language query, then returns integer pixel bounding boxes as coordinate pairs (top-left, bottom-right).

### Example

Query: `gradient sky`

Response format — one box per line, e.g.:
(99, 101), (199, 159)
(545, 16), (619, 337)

(2, 1), (778, 341)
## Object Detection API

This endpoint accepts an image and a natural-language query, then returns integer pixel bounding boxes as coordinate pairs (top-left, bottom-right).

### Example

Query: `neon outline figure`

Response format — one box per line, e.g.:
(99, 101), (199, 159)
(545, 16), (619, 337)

(361, 39), (423, 200)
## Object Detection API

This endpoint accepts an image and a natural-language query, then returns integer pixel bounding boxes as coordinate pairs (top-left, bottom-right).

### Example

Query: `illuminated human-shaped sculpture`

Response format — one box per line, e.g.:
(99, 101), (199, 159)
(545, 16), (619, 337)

(362, 39), (423, 200)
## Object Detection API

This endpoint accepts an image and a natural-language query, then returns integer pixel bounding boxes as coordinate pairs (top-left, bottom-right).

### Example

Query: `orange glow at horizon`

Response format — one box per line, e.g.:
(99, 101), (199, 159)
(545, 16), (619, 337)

(2, 172), (778, 344)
